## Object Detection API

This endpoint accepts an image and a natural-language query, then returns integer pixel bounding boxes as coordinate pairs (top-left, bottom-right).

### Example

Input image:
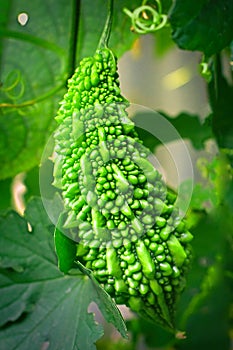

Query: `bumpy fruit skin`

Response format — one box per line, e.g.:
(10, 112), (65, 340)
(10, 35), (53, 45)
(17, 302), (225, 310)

(54, 48), (193, 330)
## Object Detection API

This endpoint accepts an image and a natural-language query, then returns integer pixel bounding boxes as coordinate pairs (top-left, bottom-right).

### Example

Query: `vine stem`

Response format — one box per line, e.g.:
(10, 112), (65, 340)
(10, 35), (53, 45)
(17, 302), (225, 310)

(97, 0), (114, 49)
(213, 53), (222, 104)
(68, 0), (81, 78)
(207, 53), (222, 127)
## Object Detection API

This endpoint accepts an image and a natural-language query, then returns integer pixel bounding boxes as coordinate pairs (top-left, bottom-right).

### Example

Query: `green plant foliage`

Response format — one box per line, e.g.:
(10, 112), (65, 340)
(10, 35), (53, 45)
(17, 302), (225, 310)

(0, 0), (69, 180)
(208, 59), (233, 150)
(170, 0), (233, 56)
(126, 317), (174, 348)
(78, 0), (141, 60)
(175, 210), (232, 350)
(134, 111), (213, 151)
(54, 212), (77, 273)
(0, 0), (140, 180)
(175, 153), (233, 349)
(0, 178), (12, 212)
(0, 197), (127, 349)
(23, 166), (41, 194)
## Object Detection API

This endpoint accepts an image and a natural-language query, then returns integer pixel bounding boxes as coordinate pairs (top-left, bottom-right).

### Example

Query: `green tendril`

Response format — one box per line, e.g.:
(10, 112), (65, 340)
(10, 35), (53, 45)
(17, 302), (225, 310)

(123, 0), (167, 34)
(199, 55), (213, 83)
(1, 69), (25, 100)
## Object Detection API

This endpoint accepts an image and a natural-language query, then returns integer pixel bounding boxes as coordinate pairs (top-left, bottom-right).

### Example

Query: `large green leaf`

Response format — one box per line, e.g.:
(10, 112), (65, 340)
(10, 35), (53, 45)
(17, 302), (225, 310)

(0, 178), (12, 212)
(0, 0), (70, 180)
(170, 0), (233, 56)
(0, 197), (127, 350)
(0, 0), (139, 180)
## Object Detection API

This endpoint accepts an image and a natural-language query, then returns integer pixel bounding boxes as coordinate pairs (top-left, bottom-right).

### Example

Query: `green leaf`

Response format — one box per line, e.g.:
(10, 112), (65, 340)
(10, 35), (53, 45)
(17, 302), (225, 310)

(177, 265), (231, 350)
(208, 58), (233, 150)
(54, 213), (77, 273)
(76, 0), (141, 61)
(0, 0), (70, 179)
(0, 178), (12, 212)
(175, 152), (233, 348)
(54, 212), (128, 337)
(0, 0), (139, 180)
(163, 113), (213, 149)
(153, 26), (175, 57)
(170, 0), (233, 56)
(133, 111), (212, 151)
(97, 339), (134, 350)
(169, 0), (208, 27)
(180, 181), (218, 212)
(0, 197), (127, 349)
(176, 208), (232, 348)
(23, 166), (41, 202)
(126, 317), (174, 348)
(110, 0), (141, 56)
(77, 262), (128, 340)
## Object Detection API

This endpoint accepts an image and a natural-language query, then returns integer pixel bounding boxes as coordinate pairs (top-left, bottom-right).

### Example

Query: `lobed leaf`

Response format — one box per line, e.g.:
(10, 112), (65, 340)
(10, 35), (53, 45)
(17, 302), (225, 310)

(0, 197), (127, 350)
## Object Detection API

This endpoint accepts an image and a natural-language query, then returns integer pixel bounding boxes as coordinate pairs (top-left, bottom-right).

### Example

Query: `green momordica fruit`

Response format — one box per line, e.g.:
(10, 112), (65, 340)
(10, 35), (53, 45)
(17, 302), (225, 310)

(53, 47), (193, 331)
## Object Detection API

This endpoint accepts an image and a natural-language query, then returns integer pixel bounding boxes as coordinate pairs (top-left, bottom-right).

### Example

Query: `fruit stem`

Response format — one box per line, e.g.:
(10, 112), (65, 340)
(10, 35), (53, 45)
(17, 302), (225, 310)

(98, 0), (114, 49)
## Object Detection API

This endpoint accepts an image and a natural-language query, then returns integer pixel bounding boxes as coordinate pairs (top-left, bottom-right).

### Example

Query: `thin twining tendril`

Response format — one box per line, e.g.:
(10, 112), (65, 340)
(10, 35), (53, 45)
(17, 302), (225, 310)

(0, 82), (64, 109)
(0, 69), (25, 100)
(123, 0), (167, 34)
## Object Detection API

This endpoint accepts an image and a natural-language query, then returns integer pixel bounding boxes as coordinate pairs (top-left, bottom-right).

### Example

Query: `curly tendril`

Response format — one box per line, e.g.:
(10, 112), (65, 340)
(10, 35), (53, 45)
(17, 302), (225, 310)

(123, 0), (167, 34)
(1, 69), (25, 100)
